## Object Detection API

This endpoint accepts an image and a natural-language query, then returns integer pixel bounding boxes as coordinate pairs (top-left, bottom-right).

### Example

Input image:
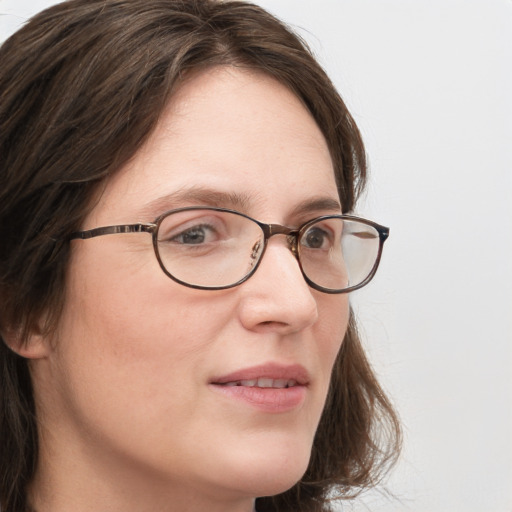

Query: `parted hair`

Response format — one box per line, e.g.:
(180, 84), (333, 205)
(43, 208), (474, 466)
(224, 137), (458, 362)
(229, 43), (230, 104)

(0, 1), (400, 511)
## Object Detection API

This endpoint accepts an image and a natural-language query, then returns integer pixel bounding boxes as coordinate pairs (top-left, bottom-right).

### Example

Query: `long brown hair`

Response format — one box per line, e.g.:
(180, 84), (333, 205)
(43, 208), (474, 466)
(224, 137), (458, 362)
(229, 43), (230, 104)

(0, 1), (400, 511)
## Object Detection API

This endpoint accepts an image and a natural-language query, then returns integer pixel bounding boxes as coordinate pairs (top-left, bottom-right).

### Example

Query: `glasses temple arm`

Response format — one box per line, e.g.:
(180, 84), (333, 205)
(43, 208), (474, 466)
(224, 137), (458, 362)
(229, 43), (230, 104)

(69, 223), (156, 240)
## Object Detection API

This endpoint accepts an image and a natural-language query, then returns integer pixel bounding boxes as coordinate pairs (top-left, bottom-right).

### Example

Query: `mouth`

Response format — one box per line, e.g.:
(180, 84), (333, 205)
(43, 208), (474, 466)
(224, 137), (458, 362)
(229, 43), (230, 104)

(220, 378), (298, 389)
(209, 363), (309, 413)
(210, 362), (309, 387)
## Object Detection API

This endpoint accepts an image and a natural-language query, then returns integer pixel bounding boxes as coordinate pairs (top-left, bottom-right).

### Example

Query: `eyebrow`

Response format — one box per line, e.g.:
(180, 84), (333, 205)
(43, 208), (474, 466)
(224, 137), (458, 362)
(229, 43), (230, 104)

(137, 186), (341, 221)
(290, 196), (342, 217)
(137, 187), (252, 218)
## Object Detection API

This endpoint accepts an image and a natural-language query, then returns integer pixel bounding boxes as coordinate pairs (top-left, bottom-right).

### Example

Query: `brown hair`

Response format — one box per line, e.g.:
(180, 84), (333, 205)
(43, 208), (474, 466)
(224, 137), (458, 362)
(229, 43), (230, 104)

(0, 1), (400, 511)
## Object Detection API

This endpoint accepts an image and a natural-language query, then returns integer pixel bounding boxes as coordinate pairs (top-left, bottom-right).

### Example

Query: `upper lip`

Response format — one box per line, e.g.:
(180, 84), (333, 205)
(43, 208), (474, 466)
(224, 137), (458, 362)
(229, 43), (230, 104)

(210, 363), (310, 386)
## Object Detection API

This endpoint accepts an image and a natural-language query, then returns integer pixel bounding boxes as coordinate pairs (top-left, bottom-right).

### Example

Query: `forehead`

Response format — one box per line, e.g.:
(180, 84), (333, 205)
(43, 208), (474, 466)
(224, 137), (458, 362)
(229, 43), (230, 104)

(87, 66), (339, 226)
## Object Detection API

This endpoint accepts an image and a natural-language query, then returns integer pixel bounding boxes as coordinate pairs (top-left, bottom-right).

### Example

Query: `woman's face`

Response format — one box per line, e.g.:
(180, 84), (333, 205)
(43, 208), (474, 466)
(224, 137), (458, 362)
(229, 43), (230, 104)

(33, 67), (349, 509)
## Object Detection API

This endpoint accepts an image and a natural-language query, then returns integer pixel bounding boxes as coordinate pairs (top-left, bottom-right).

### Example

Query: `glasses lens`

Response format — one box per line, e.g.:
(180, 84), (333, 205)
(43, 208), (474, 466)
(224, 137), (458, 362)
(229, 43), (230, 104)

(155, 209), (264, 288)
(298, 217), (381, 292)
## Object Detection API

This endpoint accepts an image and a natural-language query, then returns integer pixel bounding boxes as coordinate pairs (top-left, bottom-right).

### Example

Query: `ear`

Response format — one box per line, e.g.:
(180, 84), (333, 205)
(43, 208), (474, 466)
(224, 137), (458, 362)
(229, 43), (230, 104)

(2, 322), (53, 359)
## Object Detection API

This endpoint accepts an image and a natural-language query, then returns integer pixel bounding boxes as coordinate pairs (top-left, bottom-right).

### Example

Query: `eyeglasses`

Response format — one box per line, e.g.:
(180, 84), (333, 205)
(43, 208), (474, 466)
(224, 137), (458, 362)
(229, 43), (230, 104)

(69, 207), (389, 293)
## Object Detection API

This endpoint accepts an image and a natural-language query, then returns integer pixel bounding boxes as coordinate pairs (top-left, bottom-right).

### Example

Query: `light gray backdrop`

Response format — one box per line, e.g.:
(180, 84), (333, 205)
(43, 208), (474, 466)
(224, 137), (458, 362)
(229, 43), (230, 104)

(1, 1), (511, 511)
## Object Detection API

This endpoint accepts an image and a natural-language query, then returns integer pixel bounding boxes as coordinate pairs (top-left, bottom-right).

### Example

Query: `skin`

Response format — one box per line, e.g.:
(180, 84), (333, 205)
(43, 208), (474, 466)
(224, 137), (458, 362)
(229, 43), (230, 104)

(23, 67), (349, 512)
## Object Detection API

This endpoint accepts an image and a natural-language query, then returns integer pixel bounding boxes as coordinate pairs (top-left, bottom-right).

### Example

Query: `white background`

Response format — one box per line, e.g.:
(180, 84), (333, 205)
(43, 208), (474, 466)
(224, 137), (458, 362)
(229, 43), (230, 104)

(1, 1), (511, 511)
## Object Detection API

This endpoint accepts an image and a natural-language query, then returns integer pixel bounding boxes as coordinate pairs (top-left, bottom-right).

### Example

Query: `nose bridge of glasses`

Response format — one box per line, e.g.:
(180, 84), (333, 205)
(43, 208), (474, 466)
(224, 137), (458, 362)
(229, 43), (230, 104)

(263, 224), (299, 256)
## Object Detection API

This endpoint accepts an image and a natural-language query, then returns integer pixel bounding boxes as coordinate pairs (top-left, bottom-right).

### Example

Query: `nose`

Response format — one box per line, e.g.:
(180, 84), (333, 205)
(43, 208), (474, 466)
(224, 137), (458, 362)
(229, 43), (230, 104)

(237, 237), (319, 334)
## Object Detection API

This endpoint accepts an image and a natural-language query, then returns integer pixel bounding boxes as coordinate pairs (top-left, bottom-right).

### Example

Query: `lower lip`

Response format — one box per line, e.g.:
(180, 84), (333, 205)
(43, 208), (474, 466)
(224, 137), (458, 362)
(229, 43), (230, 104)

(209, 384), (307, 413)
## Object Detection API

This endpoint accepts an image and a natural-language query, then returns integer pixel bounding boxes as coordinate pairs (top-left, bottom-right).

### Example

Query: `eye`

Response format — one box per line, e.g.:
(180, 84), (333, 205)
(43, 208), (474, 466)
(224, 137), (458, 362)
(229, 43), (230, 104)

(301, 226), (332, 250)
(158, 212), (229, 247)
(171, 224), (215, 245)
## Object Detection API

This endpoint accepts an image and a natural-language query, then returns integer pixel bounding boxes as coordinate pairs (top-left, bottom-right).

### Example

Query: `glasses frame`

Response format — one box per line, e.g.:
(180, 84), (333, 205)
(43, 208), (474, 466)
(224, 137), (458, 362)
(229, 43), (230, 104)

(69, 206), (389, 294)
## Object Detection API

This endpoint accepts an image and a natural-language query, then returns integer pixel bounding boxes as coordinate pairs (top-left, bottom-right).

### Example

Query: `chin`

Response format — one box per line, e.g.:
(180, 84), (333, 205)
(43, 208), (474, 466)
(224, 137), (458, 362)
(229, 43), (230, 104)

(224, 438), (313, 498)
(247, 467), (307, 498)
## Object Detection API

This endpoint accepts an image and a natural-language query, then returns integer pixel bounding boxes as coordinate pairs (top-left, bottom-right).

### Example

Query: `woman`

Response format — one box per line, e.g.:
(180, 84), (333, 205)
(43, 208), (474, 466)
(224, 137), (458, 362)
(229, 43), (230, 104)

(0, 1), (400, 511)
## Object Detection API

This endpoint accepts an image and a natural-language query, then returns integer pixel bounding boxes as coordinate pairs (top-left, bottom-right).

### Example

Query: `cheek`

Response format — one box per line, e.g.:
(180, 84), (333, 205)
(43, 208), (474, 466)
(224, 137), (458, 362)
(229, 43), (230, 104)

(314, 294), (349, 387)
(318, 292), (348, 344)
(51, 246), (243, 467)
(65, 243), (225, 358)
(55, 245), (233, 415)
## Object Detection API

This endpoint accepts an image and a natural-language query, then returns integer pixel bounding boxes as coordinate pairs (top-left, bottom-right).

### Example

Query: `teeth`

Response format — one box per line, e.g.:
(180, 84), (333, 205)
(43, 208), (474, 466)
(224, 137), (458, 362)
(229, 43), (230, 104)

(222, 379), (297, 388)
(240, 379), (257, 387)
(257, 378), (274, 388)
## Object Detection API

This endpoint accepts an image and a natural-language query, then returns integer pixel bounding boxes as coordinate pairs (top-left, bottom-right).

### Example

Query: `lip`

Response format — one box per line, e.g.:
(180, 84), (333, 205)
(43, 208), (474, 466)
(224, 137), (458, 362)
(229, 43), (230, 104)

(209, 363), (310, 413)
